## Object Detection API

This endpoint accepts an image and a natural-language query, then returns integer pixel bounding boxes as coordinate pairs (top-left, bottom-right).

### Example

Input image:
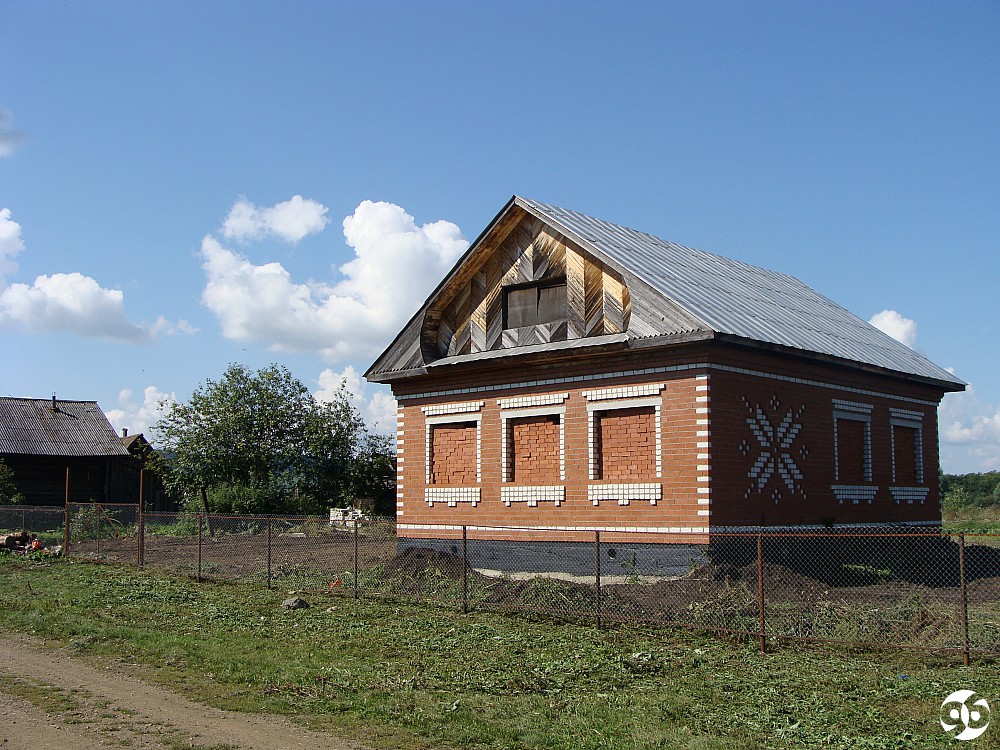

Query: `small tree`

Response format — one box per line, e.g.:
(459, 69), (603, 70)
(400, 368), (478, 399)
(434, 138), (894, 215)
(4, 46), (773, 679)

(0, 459), (24, 505)
(151, 363), (394, 517)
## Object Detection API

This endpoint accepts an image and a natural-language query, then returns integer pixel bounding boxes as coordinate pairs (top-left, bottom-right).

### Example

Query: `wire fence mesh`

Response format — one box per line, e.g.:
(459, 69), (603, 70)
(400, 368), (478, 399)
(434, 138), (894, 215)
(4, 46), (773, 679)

(2, 504), (998, 661)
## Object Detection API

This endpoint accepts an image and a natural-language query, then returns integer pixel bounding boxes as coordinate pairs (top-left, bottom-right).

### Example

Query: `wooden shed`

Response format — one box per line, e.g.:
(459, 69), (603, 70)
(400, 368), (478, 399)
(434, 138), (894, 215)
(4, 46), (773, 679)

(366, 197), (965, 565)
(0, 396), (136, 506)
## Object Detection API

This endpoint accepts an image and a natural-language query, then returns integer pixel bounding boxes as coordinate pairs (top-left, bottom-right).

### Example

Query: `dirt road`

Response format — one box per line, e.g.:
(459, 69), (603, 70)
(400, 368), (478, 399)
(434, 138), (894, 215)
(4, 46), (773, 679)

(0, 634), (367, 750)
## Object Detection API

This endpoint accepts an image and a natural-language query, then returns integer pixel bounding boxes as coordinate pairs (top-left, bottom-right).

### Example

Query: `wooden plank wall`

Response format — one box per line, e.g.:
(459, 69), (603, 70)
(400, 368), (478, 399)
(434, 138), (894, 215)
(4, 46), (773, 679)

(427, 214), (629, 357)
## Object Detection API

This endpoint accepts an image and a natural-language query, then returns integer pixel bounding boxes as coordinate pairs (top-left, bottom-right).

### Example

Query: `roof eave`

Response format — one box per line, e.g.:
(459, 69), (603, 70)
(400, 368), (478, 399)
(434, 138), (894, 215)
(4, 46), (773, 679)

(715, 333), (967, 393)
(365, 195), (525, 382)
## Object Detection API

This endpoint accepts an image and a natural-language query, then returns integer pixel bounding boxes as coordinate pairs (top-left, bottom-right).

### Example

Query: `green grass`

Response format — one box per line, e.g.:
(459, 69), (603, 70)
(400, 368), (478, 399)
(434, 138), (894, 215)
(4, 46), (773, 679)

(944, 504), (1000, 535)
(1, 556), (998, 749)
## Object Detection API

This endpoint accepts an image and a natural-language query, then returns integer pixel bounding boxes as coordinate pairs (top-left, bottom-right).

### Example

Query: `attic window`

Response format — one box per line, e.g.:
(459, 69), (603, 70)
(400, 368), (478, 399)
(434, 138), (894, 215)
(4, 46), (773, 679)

(503, 279), (566, 329)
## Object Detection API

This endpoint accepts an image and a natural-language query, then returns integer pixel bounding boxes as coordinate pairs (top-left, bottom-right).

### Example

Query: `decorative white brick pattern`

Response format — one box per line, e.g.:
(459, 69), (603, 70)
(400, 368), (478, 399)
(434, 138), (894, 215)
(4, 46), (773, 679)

(832, 399), (872, 484)
(832, 485), (878, 504)
(499, 404), (566, 482)
(582, 383), (664, 401)
(425, 487), (481, 507)
(497, 393), (569, 409)
(832, 399), (873, 415)
(501, 485), (565, 507)
(891, 486), (929, 504)
(742, 396), (806, 503)
(586, 395), (663, 480)
(588, 483), (662, 506)
(424, 413), (482, 485)
(422, 401), (484, 417)
(890, 409), (925, 484)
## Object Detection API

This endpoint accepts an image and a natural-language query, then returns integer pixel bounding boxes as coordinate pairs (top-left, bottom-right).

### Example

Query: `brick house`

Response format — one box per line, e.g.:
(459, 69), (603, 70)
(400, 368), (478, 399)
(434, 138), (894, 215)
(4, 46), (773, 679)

(365, 197), (964, 567)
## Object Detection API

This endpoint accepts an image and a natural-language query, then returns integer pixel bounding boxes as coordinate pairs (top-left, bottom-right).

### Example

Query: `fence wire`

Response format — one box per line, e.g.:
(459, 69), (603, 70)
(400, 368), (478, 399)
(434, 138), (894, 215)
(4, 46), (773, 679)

(3, 505), (998, 660)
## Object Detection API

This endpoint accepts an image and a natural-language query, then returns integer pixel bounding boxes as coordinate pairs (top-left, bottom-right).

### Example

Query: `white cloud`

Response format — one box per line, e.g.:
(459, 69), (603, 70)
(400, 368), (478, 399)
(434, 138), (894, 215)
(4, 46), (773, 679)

(316, 365), (398, 434)
(869, 309), (918, 349)
(200, 199), (468, 360)
(221, 195), (330, 244)
(0, 208), (24, 283)
(105, 385), (178, 439)
(0, 210), (186, 342)
(940, 384), (1000, 473)
(149, 315), (199, 337)
(0, 110), (27, 157)
(0, 272), (150, 342)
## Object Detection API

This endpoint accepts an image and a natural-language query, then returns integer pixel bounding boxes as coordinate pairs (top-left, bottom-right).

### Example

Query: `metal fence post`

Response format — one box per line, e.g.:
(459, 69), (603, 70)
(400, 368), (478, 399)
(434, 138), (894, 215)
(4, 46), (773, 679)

(462, 526), (469, 614)
(197, 514), (203, 582)
(959, 533), (970, 666)
(595, 530), (602, 629)
(266, 517), (273, 589)
(757, 531), (766, 655)
(353, 518), (360, 600)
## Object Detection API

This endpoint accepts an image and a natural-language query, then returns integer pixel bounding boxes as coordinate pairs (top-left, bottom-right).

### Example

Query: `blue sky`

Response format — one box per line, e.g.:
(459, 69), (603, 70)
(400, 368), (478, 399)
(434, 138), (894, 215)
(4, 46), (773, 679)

(1, 0), (998, 473)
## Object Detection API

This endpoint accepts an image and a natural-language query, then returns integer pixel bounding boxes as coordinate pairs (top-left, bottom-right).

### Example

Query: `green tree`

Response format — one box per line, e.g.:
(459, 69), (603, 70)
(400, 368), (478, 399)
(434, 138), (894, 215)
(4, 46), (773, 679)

(151, 363), (394, 516)
(0, 459), (24, 504)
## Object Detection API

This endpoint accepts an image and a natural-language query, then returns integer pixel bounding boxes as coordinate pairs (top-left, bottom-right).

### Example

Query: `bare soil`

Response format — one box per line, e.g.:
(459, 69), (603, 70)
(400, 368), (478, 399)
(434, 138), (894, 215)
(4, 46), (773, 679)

(0, 634), (367, 750)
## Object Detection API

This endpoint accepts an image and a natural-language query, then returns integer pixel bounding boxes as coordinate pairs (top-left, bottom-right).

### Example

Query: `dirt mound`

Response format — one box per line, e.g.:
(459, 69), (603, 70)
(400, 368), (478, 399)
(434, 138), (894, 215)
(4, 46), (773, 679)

(382, 546), (468, 580)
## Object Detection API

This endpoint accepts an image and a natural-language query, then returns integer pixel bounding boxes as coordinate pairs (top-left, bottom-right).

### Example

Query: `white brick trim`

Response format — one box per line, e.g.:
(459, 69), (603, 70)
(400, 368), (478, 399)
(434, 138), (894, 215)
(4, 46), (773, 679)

(588, 483), (662, 506)
(583, 383), (665, 401)
(497, 393), (569, 409)
(422, 401), (484, 416)
(425, 487), (481, 507)
(501, 485), (565, 507)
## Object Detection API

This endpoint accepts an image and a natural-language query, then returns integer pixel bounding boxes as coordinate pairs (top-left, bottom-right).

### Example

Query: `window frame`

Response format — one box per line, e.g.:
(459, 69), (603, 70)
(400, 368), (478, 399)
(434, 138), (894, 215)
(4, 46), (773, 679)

(502, 278), (567, 329)
(831, 399), (875, 504)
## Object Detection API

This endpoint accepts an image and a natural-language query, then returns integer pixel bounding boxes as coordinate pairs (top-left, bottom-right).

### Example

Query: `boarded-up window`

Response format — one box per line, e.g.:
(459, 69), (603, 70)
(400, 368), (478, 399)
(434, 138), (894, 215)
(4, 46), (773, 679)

(595, 406), (657, 481)
(508, 415), (560, 483)
(430, 422), (477, 485)
(836, 417), (869, 484)
(503, 280), (566, 328)
(893, 424), (918, 485)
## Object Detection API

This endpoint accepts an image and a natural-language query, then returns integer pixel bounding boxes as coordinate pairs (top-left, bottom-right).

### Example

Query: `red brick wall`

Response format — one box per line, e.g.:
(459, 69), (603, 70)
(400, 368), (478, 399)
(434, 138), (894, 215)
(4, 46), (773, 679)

(390, 341), (948, 541)
(510, 415), (560, 483)
(430, 422), (477, 485)
(707, 346), (944, 527)
(596, 406), (656, 480)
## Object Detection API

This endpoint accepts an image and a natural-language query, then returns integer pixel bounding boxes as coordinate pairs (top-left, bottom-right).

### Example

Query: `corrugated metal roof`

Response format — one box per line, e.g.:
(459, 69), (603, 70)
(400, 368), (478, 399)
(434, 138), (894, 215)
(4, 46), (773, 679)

(518, 197), (964, 387)
(0, 398), (130, 457)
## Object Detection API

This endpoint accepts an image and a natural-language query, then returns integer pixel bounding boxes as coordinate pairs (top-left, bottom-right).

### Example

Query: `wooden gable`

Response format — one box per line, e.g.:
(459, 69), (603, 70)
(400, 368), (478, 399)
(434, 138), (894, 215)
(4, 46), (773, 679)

(421, 207), (630, 359)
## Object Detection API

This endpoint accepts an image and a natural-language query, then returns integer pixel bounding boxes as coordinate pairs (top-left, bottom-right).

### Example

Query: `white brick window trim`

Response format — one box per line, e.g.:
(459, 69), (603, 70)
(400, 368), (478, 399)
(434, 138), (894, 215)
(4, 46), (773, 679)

(424, 412), (483, 485)
(589, 483), (662, 506)
(890, 409), (925, 485)
(502, 485), (565, 507)
(890, 486), (929, 504)
(832, 400), (872, 483)
(425, 487), (481, 507)
(583, 383), (665, 401)
(832, 485), (878, 504)
(500, 404), (567, 482)
(497, 393), (569, 409)
(422, 401), (484, 416)
(586, 396), (663, 480)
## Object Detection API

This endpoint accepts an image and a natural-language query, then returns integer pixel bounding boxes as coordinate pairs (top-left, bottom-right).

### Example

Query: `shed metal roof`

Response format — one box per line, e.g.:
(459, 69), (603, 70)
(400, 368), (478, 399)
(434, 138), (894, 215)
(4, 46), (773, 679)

(0, 398), (130, 457)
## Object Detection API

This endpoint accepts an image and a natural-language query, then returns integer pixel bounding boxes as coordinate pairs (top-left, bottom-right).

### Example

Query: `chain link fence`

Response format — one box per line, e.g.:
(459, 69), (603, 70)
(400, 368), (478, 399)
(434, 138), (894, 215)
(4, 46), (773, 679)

(3, 504), (998, 661)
